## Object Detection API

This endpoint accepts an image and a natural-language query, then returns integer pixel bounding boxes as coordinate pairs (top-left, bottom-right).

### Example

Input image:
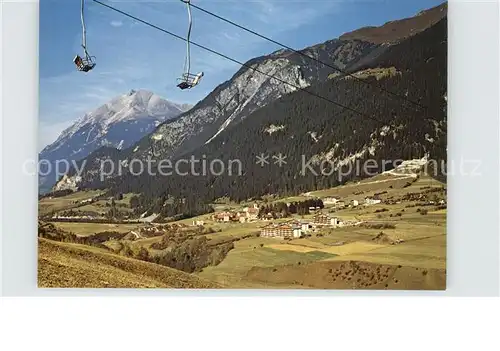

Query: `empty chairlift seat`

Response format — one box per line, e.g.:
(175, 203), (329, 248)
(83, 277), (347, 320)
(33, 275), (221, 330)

(177, 72), (204, 90)
(73, 54), (96, 72)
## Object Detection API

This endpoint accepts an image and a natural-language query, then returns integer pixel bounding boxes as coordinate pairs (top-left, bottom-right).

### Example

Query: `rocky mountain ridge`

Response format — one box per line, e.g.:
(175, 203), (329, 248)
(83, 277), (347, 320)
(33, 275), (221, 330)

(52, 2), (447, 201)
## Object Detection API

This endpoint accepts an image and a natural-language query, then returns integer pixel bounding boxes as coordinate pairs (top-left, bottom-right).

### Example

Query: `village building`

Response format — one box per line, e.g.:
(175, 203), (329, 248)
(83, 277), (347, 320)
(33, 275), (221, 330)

(260, 223), (293, 238)
(139, 226), (163, 235)
(323, 197), (340, 205)
(301, 222), (312, 233)
(233, 203), (260, 223)
(331, 217), (340, 227)
(335, 201), (346, 208)
(312, 214), (341, 228)
(293, 225), (302, 238)
(313, 214), (330, 225)
(212, 211), (233, 223)
(309, 206), (322, 212)
(243, 205), (259, 221)
(260, 222), (303, 239)
(262, 213), (274, 221)
(247, 208), (259, 219)
(192, 220), (205, 226)
(365, 196), (382, 205)
(243, 203), (259, 211)
(351, 200), (359, 207)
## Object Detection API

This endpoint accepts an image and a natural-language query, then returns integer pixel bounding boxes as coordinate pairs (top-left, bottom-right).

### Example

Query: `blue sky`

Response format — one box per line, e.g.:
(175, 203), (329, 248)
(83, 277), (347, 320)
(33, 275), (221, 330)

(39, 0), (445, 151)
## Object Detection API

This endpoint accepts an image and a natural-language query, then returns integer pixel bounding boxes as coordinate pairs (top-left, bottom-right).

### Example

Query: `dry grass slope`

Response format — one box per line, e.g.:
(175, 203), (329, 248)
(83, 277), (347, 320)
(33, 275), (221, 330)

(38, 239), (219, 289)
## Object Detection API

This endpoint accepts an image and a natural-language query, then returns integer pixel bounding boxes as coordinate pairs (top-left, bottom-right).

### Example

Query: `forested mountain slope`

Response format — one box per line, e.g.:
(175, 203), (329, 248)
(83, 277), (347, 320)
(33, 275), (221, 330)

(60, 3), (448, 196)
(81, 17), (447, 216)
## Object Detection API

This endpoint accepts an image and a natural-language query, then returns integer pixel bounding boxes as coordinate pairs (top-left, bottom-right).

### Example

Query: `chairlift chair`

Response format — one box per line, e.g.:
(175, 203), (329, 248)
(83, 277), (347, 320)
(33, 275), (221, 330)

(74, 0), (96, 73)
(177, 72), (204, 90)
(73, 52), (96, 72)
(177, 0), (203, 90)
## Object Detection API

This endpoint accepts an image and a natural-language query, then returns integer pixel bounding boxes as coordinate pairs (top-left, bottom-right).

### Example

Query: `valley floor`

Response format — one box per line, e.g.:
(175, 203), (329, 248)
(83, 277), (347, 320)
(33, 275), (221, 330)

(38, 172), (446, 290)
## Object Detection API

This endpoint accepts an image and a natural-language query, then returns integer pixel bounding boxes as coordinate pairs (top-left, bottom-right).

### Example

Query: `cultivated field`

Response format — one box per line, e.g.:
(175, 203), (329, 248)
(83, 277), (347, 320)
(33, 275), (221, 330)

(198, 237), (337, 288)
(38, 190), (104, 216)
(197, 173), (446, 289)
(54, 222), (147, 237)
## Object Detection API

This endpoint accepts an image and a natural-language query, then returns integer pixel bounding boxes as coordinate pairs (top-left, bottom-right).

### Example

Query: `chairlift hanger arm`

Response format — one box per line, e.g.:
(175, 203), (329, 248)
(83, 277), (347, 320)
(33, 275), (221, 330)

(183, 0), (192, 76)
(75, 0), (96, 72)
(178, 0), (203, 89)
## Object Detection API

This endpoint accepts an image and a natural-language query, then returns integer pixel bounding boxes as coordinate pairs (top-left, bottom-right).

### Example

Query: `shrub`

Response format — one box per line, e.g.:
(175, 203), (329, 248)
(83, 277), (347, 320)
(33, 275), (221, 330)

(136, 247), (150, 261)
(362, 223), (396, 230)
(122, 244), (134, 257)
(420, 209), (429, 215)
(150, 234), (235, 272)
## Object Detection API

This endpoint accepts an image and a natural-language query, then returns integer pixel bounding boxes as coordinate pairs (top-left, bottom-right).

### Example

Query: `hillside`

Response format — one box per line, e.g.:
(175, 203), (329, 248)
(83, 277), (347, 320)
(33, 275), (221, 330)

(38, 2), (448, 291)
(38, 238), (219, 288)
(54, 4), (447, 219)
(66, 38), (379, 188)
(61, 3), (448, 192)
(245, 261), (446, 290)
(339, 2), (447, 44)
(80, 17), (446, 218)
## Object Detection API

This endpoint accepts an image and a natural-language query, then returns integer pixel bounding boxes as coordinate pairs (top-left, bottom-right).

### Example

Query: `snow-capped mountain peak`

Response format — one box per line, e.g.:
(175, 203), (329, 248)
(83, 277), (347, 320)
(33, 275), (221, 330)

(53, 90), (185, 145)
(46, 89), (191, 152)
(39, 90), (191, 192)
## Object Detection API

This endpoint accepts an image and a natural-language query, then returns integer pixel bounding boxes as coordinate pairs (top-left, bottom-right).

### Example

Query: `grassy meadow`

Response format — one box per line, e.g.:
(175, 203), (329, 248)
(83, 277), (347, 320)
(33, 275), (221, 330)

(38, 171), (446, 289)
